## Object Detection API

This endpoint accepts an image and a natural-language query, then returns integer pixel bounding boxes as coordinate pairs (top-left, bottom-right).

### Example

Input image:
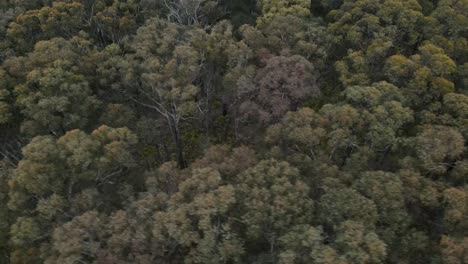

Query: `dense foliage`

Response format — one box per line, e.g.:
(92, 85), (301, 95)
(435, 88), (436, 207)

(0, 0), (467, 263)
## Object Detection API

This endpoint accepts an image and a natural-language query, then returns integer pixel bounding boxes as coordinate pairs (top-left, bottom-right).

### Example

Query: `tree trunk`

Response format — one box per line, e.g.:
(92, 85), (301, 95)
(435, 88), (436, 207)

(169, 116), (187, 168)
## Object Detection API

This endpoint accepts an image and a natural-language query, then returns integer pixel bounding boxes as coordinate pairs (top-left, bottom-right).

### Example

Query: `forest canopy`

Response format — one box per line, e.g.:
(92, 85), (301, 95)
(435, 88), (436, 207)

(0, 0), (467, 263)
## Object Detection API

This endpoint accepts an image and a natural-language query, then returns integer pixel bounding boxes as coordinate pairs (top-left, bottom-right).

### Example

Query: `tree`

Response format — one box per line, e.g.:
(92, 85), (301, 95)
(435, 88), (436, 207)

(8, 126), (138, 262)
(0, 68), (14, 125)
(241, 14), (330, 63)
(439, 235), (468, 264)
(277, 221), (387, 264)
(122, 18), (203, 168)
(333, 221), (387, 264)
(384, 43), (458, 107)
(236, 159), (313, 262)
(257, 0), (310, 26)
(318, 187), (378, 229)
(0, 35), (103, 138)
(91, 0), (142, 45)
(278, 225), (345, 264)
(6, 1), (84, 52)
(15, 64), (101, 136)
(441, 91), (468, 139)
(266, 105), (363, 172)
(45, 210), (105, 264)
(407, 125), (464, 175)
(266, 81), (413, 173)
(153, 167), (244, 263)
(426, 0), (468, 65)
(442, 187), (467, 234)
(328, 0), (424, 52)
(190, 20), (249, 145)
(45, 192), (167, 264)
(144, 145), (255, 263)
(239, 54), (319, 125)
(0, 161), (12, 264)
(354, 171), (410, 257)
(329, 0), (427, 88)
(191, 145), (257, 180)
(161, 0), (223, 25)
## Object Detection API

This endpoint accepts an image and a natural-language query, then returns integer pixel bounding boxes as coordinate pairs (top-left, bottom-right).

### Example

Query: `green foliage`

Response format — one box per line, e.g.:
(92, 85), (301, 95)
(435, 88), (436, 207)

(329, 0), (424, 51)
(409, 125), (464, 175)
(237, 159), (313, 243)
(257, 0), (310, 26)
(15, 65), (101, 136)
(384, 43), (458, 107)
(0, 162), (12, 263)
(318, 187), (378, 229)
(7, 1), (84, 52)
(0, 69), (14, 124)
(0, 0), (467, 263)
(8, 126), (138, 262)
